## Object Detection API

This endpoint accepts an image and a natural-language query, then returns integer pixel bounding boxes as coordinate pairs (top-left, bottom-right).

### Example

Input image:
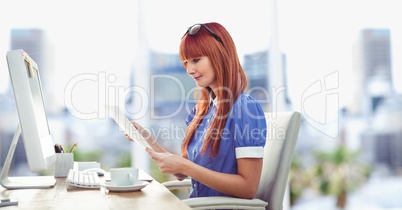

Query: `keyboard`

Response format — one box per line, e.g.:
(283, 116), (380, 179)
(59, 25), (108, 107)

(66, 169), (101, 188)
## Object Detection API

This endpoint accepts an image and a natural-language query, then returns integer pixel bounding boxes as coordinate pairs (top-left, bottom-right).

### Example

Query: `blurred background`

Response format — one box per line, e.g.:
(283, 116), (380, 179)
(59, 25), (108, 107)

(1, 0), (401, 209)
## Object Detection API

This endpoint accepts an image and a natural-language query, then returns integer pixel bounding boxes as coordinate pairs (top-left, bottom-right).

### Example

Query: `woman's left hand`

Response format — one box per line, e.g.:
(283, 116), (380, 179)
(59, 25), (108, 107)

(146, 148), (186, 175)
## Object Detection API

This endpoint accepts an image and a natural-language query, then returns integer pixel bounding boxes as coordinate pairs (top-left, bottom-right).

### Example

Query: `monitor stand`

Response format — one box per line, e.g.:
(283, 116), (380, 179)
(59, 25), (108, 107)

(0, 124), (56, 189)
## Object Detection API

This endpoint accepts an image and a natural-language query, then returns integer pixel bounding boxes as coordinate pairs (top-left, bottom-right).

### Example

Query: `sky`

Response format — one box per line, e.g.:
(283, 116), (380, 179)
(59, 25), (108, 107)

(0, 0), (401, 114)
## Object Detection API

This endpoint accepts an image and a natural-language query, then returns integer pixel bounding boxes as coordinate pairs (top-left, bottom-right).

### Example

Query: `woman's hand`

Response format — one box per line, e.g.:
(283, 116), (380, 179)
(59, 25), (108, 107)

(124, 122), (167, 153)
(124, 121), (156, 144)
(146, 148), (187, 176)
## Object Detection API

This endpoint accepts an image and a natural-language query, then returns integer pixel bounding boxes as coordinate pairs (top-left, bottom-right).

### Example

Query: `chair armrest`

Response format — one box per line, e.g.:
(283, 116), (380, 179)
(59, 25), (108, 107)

(162, 179), (191, 190)
(163, 180), (268, 209)
(182, 196), (267, 210)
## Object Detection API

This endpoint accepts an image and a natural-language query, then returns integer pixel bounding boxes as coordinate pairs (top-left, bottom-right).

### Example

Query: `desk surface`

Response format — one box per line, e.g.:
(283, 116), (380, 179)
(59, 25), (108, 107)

(0, 170), (191, 209)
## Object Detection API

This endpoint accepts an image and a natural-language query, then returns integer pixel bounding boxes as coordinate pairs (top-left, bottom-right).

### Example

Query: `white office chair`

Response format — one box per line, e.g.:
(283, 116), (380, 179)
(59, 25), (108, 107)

(163, 111), (301, 210)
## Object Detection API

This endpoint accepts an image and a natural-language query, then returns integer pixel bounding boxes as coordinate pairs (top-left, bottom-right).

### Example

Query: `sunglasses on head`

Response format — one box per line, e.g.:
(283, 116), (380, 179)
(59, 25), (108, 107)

(181, 24), (224, 45)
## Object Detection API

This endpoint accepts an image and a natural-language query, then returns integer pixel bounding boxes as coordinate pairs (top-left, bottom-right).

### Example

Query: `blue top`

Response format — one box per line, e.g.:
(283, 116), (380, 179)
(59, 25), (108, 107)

(186, 93), (267, 198)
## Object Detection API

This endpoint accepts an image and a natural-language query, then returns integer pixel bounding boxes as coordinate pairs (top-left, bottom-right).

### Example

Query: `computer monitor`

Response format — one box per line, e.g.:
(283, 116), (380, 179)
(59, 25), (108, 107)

(0, 49), (56, 189)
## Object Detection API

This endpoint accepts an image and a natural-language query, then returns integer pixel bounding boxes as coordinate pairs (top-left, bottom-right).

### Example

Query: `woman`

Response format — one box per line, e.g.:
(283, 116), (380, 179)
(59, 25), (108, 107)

(130, 22), (267, 199)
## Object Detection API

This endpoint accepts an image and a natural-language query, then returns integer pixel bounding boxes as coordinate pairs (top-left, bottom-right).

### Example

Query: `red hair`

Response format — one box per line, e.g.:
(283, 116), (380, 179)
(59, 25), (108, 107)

(179, 22), (247, 158)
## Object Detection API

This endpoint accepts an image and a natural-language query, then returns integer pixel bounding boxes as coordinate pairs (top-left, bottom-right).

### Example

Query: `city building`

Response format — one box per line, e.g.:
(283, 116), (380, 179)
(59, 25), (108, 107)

(351, 28), (393, 116)
(242, 50), (291, 111)
(346, 28), (402, 175)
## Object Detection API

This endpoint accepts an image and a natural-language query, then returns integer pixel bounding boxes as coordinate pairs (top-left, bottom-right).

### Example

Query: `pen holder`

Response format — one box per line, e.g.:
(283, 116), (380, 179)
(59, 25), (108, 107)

(55, 153), (74, 178)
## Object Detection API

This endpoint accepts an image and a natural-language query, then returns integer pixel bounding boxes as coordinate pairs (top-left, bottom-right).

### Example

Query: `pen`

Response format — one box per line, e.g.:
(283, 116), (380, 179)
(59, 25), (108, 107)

(69, 142), (78, 153)
(59, 144), (64, 153)
(54, 144), (62, 153)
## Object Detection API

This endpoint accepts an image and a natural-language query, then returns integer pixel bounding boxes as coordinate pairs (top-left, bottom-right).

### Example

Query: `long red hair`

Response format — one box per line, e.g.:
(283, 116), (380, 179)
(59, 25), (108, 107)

(180, 22), (247, 158)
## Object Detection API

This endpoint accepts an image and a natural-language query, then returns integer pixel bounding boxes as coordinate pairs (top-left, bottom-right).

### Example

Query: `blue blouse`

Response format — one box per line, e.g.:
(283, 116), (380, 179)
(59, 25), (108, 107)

(186, 93), (267, 198)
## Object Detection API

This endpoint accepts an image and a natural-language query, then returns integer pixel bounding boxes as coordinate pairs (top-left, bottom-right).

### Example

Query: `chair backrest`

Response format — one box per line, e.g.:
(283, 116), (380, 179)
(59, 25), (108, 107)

(255, 112), (301, 210)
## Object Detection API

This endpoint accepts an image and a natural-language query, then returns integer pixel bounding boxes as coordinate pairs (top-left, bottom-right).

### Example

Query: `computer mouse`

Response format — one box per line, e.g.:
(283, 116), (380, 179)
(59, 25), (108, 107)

(96, 171), (104, 176)
(83, 168), (106, 176)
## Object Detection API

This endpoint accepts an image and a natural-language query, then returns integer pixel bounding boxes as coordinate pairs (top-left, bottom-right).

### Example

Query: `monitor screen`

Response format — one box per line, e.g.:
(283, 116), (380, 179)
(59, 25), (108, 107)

(24, 59), (50, 138)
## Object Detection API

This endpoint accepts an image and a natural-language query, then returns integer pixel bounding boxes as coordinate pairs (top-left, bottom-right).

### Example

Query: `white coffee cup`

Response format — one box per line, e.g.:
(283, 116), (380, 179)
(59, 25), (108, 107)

(110, 168), (138, 186)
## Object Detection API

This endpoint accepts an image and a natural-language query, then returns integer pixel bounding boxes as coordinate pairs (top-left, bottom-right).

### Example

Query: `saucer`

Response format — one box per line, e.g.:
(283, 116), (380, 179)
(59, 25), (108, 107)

(101, 181), (149, 192)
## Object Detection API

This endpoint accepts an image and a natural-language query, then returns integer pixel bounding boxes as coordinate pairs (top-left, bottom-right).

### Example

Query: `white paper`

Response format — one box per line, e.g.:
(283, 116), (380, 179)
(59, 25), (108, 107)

(104, 105), (153, 150)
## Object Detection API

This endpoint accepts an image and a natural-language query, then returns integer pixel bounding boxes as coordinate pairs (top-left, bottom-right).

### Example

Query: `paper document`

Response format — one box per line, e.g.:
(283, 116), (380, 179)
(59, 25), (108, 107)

(104, 105), (153, 150)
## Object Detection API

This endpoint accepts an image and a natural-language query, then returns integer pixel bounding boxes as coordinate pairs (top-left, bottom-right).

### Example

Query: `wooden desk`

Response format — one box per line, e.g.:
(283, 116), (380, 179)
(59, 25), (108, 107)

(0, 170), (191, 209)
